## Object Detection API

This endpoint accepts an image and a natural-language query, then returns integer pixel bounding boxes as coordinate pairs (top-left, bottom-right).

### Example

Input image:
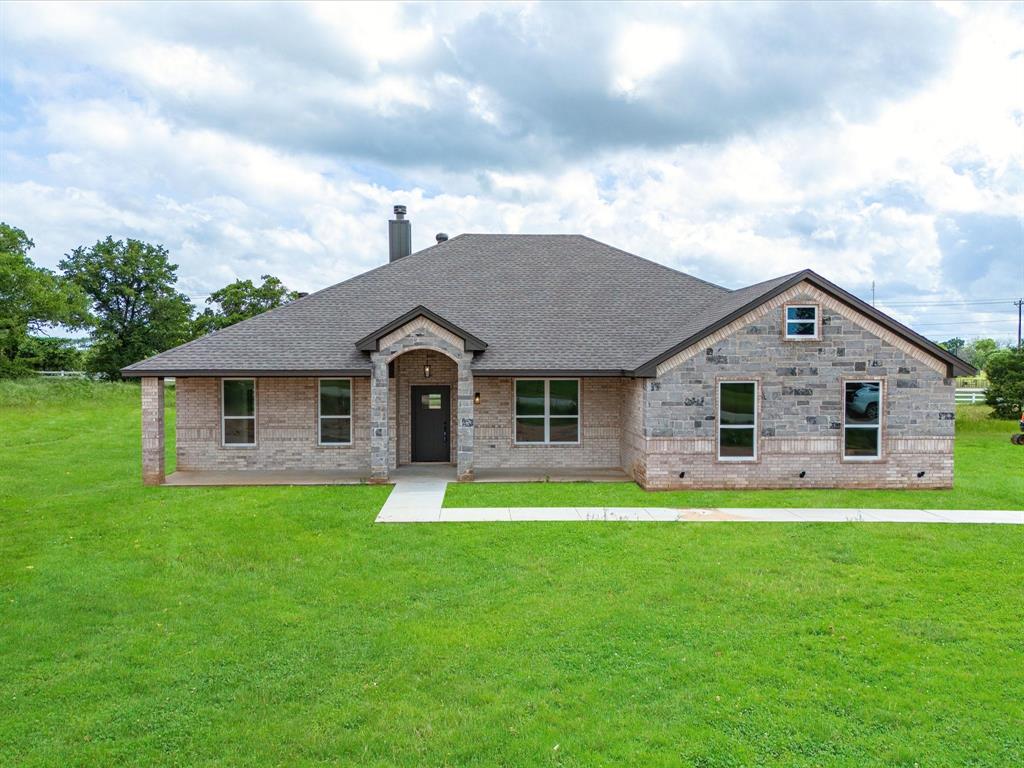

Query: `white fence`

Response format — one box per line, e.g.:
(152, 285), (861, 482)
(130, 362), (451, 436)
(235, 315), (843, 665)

(37, 370), (93, 379)
(955, 387), (987, 405)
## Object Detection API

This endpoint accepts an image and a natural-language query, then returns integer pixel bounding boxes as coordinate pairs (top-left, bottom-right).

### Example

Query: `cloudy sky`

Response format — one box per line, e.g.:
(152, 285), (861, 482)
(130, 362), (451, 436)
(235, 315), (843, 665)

(2, 1), (1022, 342)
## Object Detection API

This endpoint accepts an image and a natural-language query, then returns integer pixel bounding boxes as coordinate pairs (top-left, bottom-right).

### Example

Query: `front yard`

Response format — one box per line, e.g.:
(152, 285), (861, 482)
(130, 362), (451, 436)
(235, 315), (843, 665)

(1, 381), (1022, 766)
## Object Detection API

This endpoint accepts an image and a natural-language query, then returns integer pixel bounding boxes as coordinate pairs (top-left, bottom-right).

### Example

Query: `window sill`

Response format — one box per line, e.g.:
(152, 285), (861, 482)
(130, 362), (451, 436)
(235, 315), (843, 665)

(512, 442), (581, 447)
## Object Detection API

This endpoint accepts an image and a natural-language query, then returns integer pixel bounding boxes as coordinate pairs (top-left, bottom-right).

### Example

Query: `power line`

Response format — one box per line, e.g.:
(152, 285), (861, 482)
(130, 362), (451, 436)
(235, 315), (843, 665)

(876, 298), (1018, 307)
(912, 320), (1015, 327)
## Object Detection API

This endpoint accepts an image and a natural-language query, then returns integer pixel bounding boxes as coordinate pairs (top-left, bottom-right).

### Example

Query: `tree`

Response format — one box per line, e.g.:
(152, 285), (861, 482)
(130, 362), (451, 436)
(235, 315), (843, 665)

(940, 337), (965, 357)
(192, 274), (299, 337)
(0, 223), (89, 377)
(15, 336), (86, 371)
(960, 338), (999, 372)
(984, 347), (1024, 420)
(60, 237), (193, 379)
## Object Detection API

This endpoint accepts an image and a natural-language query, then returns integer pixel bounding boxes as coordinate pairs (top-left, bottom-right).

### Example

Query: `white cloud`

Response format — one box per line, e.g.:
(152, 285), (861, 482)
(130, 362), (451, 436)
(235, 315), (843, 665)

(1, 0), (1021, 343)
(612, 23), (688, 97)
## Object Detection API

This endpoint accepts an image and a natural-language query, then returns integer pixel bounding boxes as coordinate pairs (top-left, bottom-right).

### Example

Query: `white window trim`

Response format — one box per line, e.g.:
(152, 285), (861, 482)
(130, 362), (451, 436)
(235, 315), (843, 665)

(784, 304), (819, 340)
(221, 377), (256, 448)
(318, 377), (353, 446)
(843, 379), (883, 461)
(513, 378), (581, 445)
(717, 380), (758, 462)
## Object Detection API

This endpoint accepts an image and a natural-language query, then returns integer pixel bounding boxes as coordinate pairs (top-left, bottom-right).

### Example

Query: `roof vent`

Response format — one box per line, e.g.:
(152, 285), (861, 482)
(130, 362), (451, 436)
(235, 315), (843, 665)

(389, 205), (411, 262)
(435, 232), (448, 243)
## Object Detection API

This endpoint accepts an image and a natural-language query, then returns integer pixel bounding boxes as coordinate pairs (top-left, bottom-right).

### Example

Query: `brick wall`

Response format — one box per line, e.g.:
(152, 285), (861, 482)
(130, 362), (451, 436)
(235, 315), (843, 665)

(141, 377), (165, 485)
(620, 377), (647, 484)
(473, 377), (623, 470)
(175, 376), (372, 473)
(642, 286), (956, 489)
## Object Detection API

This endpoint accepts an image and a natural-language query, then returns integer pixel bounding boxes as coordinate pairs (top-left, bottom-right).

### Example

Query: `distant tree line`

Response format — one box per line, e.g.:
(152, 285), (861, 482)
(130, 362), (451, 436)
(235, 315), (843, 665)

(938, 337), (1002, 372)
(3, 221), (1022, 420)
(1, 222), (300, 380)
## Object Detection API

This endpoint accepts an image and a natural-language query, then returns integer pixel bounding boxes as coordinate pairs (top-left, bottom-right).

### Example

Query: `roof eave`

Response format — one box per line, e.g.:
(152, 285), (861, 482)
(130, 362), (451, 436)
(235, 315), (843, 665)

(121, 367), (373, 378)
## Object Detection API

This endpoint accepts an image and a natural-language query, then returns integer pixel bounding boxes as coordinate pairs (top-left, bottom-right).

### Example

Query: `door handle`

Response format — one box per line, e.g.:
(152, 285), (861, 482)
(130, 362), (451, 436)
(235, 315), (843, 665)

(442, 426), (448, 444)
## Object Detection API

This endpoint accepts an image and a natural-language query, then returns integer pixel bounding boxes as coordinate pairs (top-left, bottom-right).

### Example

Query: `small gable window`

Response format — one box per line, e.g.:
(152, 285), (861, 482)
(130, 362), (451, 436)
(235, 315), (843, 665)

(785, 305), (818, 339)
(319, 379), (352, 445)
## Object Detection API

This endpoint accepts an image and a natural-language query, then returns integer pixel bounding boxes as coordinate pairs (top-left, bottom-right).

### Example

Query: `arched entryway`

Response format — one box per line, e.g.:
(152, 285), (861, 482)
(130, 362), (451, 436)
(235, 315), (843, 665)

(367, 315), (476, 482)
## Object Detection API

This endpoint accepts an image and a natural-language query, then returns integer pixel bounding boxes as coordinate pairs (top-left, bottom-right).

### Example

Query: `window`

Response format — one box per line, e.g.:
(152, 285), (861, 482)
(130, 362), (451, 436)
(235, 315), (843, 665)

(319, 379), (352, 445)
(514, 379), (579, 444)
(421, 393), (442, 410)
(718, 381), (757, 460)
(222, 378), (255, 446)
(844, 380), (881, 459)
(785, 305), (818, 339)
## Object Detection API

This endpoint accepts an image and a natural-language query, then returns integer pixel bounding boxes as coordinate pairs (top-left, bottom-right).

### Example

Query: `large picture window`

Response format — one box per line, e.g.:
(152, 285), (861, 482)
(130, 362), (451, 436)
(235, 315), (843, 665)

(718, 381), (757, 460)
(514, 379), (579, 444)
(222, 378), (255, 446)
(319, 379), (352, 445)
(844, 380), (881, 459)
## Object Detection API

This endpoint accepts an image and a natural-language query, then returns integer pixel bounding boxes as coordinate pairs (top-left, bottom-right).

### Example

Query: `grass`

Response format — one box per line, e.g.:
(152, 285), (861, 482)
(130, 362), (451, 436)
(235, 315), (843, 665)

(2, 380), (1023, 766)
(445, 405), (1023, 510)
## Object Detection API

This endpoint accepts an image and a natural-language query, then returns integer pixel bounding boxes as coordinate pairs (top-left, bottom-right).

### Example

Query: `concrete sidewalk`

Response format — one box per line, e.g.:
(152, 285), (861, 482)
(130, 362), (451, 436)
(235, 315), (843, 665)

(374, 474), (1024, 525)
(428, 507), (1024, 524)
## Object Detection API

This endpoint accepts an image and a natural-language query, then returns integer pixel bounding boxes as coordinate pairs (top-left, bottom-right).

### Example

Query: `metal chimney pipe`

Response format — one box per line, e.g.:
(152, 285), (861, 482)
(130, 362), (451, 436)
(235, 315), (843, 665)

(435, 233), (448, 243)
(389, 205), (411, 262)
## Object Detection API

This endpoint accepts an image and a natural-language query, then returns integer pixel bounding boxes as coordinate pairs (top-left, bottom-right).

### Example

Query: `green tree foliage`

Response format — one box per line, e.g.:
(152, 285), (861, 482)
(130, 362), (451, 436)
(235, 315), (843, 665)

(60, 237), (193, 379)
(192, 274), (300, 337)
(960, 338), (999, 372)
(984, 347), (1024, 420)
(940, 337), (965, 357)
(0, 223), (89, 377)
(15, 337), (86, 372)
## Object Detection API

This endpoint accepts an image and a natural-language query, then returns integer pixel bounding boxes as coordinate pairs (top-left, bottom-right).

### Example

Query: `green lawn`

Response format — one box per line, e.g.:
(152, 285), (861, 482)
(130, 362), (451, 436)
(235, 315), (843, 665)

(446, 405), (1023, 510)
(2, 381), (1023, 766)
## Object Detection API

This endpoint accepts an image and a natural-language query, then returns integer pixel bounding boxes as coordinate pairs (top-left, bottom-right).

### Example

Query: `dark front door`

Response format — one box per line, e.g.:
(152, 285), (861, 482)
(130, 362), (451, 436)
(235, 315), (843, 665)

(411, 386), (450, 462)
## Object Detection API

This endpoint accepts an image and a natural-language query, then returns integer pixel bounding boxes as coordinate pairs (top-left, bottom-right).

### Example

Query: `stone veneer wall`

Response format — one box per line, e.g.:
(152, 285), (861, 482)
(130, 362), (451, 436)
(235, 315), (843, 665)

(473, 377), (622, 470)
(642, 285), (956, 489)
(175, 376), (372, 473)
(393, 348), (458, 465)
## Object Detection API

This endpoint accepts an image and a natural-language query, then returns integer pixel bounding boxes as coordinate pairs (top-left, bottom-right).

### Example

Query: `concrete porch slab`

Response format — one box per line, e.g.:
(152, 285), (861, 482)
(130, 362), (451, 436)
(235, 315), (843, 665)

(163, 470), (368, 486)
(471, 467), (629, 483)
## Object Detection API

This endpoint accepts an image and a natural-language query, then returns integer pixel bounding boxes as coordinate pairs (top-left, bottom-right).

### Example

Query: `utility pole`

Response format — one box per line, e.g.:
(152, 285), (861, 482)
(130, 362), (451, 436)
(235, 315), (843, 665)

(871, 281), (875, 307)
(1016, 298), (1023, 350)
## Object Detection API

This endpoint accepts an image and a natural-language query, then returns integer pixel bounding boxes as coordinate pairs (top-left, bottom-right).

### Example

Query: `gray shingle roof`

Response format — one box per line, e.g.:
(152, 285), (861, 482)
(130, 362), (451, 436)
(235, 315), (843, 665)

(123, 234), (972, 377)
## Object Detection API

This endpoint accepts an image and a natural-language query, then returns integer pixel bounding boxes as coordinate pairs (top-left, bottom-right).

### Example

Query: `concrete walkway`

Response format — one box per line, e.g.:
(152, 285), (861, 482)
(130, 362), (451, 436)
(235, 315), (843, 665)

(375, 471), (1024, 524)
(376, 465), (453, 523)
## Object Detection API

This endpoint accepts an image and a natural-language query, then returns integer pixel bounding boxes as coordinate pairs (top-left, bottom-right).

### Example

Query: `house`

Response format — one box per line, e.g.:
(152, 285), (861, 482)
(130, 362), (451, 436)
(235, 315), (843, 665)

(123, 206), (974, 489)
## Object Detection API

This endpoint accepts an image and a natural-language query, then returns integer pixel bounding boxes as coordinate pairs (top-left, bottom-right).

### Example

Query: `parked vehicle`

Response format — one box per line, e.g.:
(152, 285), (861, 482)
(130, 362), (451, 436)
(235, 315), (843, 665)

(1013, 412), (1024, 446)
(846, 382), (880, 421)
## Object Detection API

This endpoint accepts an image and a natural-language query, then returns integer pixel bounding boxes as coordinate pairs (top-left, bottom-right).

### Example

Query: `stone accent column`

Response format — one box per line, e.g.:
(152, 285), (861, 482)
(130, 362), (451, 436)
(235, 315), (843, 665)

(141, 377), (165, 486)
(369, 353), (390, 482)
(456, 356), (474, 481)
